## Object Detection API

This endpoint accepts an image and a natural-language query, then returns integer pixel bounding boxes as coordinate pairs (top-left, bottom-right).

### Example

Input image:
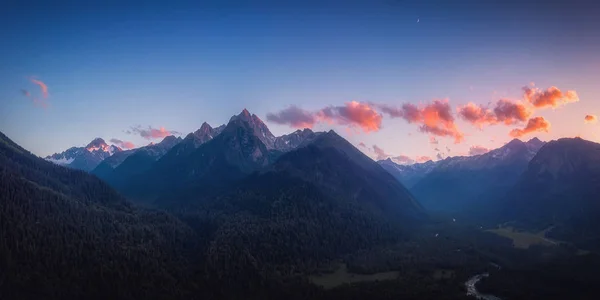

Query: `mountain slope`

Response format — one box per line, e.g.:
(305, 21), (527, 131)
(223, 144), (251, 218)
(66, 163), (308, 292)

(269, 130), (424, 220)
(0, 131), (200, 299)
(498, 138), (600, 250)
(410, 138), (544, 212)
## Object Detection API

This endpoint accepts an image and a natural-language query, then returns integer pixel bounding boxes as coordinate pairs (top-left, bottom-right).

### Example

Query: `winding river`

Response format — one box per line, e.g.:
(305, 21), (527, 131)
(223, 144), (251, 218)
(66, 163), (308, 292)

(465, 273), (502, 300)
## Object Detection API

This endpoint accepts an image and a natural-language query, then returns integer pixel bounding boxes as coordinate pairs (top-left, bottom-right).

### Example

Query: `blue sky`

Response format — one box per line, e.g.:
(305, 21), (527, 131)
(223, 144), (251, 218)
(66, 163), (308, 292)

(1, 0), (599, 161)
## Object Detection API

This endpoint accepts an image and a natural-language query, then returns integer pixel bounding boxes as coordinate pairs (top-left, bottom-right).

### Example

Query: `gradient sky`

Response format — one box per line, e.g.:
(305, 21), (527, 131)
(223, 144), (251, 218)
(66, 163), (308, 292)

(1, 0), (599, 161)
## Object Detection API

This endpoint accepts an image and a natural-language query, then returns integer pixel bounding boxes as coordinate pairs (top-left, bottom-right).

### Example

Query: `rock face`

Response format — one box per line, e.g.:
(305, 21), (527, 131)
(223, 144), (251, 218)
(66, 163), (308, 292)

(409, 138), (545, 212)
(273, 128), (320, 152)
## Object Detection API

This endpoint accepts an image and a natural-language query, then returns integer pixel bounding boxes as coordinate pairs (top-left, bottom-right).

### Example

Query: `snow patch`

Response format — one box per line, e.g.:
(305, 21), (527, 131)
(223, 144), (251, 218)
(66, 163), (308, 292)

(46, 157), (75, 165)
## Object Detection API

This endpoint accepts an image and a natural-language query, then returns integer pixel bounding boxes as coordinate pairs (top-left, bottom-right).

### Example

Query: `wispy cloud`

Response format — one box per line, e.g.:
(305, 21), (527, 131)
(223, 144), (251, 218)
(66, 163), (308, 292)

(585, 115), (597, 124)
(266, 105), (317, 129)
(391, 155), (415, 165)
(468, 145), (490, 156)
(21, 89), (30, 97)
(415, 156), (432, 163)
(510, 117), (551, 138)
(372, 144), (389, 160)
(129, 126), (181, 140)
(110, 138), (136, 149)
(29, 78), (49, 99)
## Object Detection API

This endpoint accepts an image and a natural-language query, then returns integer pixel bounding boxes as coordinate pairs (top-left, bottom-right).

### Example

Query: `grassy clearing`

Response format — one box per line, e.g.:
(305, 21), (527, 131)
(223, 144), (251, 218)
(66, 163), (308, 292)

(487, 226), (558, 249)
(309, 263), (399, 289)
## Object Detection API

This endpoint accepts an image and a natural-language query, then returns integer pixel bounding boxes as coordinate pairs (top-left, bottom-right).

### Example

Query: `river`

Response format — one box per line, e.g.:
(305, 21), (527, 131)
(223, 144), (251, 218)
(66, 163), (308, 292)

(465, 273), (502, 300)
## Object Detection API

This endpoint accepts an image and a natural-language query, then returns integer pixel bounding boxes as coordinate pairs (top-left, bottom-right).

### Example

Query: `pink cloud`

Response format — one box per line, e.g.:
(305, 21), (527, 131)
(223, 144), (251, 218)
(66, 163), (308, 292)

(29, 78), (49, 98)
(110, 138), (136, 149)
(130, 126), (181, 140)
(358, 142), (367, 148)
(468, 145), (490, 156)
(493, 99), (532, 125)
(267, 101), (383, 133)
(458, 99), (532, 128)
(509, 117), (551, 138)
(372, 144), (389, 160)
(429, 136), (439, 145)
(415, 156), (432, 163)
(318, 101), (382, 133)
(392, 155), (415, 165)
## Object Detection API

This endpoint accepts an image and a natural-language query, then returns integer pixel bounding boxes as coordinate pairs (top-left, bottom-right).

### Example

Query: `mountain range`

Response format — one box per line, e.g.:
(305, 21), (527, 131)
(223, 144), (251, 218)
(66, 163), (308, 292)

(45, 138), (123, 171)
(379, 138), (546, 212)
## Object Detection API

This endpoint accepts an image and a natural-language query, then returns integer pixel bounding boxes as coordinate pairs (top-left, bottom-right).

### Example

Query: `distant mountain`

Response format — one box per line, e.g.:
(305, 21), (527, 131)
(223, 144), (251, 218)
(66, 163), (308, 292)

(45, 138), (122, 171)
(378, 159), (437, 188)
(410, 138), (545, 212)
(498, 138), (600, 250)
(0, 131), (198, 299)
(92, 135), (182, 186)
(272, 128), (321, 152)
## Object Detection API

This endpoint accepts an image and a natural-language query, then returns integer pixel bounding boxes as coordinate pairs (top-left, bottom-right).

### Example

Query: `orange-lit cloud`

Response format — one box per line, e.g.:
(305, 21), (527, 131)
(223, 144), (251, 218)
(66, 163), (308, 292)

(266, 105), (317, 129)
(523, 86), (579, 109)
(415, 156), (432, 163)
(493, 99), (531, 125)
(468, 145), (490, 156)
(510, 117), (551, 138)
(457, 102), (497, 127)
(585, 115), (597, 124)
(267, 101), (382, 133)
(378, 100), (464, 143)
(29, 78), (49, 98)
(318, 101), (382, 133)
(458, 99), (531, 128)
(392, 155), (415, 165)
(372, 144), (389, 160)
(130, 125), (181, 140)
(110, 138), (136, 149)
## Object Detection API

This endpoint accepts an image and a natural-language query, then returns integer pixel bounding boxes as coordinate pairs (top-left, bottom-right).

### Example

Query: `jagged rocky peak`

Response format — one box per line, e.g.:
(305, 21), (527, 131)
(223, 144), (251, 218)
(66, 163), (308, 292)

(86, 138), (110, 152)
(197, 122), (213, 134)
(227, 109), (276, 149)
